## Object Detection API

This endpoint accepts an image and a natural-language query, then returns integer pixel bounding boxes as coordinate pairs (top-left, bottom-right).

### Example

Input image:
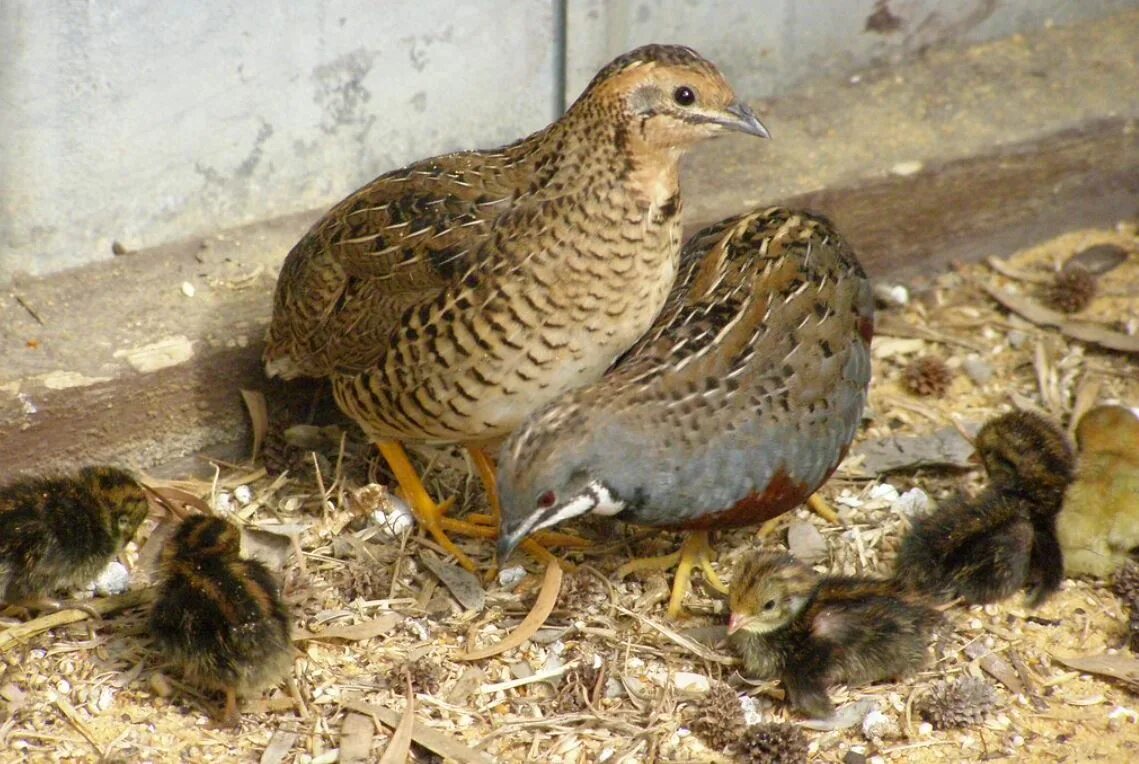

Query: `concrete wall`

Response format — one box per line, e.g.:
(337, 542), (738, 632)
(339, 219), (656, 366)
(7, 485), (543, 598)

(2, 0), (1136, 281)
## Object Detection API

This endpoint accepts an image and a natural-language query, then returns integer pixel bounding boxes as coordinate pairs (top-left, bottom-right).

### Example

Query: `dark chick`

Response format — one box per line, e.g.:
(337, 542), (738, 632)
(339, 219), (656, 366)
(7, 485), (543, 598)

(150, 515), (293, 727)
(727, 552), (939, 719)
(895, 410), (1075, 607)
(0, 466), (147, 612)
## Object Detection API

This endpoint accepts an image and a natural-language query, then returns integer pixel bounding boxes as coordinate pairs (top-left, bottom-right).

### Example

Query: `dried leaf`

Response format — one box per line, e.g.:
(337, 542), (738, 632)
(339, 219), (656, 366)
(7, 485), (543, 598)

(459, 562), (563, 660)
(979, 282), (1139, 354)
(853, 426), (976, 474)
(1053, 653), (1139, 690)
(144, 485), (212, 517)
(419, 552), (486, 611)
(798, 697), (878, 731)
(344, 699), (495, 764)
(293, 613), (403, 643)
(0, 589), (154, 653)
(240, 389), (269, 463)
(240, 525), (295, 572)
(1064, 243), (1130, 275)
(377, 680), (413, 764)
(259, 730), (298, 764)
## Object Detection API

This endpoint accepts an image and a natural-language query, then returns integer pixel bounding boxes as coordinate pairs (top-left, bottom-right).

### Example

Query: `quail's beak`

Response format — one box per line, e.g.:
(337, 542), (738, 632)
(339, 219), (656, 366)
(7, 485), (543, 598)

(497, 527), (524, 565)
(726, 612), (745, 635)
(718, 101), (770, 139)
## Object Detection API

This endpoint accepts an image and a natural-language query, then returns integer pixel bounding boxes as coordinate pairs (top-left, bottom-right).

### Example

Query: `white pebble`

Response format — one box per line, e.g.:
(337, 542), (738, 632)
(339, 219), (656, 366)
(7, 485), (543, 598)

(91, 561), (130, 595)
(862, 709), (892, 739)
(918, 721), (933, 735)
(56, 679), (71, 695)
(673, 672), (711, 693)
(873, 282), (909, 307)
(1109, 706), (1138, 723)
(497, 565), (527, 588)
(868, 483), (900, 503)
(598, 748), (616, 763)
(233, 484), (253, 505)
(740, 695), (764, 726)
(180, 281), (196, 297)
(96, 686), (115, 713)
(892, 487), (930, 517)
(890, 160), (924, 176)
(214, 491), (234, 513)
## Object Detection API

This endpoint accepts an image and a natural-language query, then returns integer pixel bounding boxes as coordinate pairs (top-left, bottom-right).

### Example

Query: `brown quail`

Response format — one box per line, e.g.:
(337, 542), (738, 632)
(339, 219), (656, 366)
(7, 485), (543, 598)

(895, 410), (1075, 606)
(496, 207), (873, 615)
(264, 45), (768, 572)
(1057, 405), (1139, 577)
(149, 515), (294, 727)
(0, 466), (148, 615)
(727, 552), (940, 720)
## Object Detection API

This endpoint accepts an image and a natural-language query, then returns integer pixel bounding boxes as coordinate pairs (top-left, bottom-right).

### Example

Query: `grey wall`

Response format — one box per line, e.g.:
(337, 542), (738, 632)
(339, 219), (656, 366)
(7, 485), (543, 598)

(2, 0), (1136, 281)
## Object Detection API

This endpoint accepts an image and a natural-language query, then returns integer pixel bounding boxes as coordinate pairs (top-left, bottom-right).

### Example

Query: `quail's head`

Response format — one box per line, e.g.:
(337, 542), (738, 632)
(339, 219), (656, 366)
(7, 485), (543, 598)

(727, 552), (817, 636)
(77, 466), (149, 547)
(973, 410), (1074, 506)
(583, 45), (769, 151)
(496, 405), (628, 562)
(163, 514), (242, 565)
(1075, 405), (1139, 456)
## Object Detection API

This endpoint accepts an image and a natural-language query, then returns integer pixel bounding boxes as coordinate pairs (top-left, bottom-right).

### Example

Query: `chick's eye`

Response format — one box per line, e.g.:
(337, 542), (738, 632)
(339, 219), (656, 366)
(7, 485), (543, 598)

(762, 599), (776, 611)
(673, 85), (696, 106)
(537, 490), (557, 509)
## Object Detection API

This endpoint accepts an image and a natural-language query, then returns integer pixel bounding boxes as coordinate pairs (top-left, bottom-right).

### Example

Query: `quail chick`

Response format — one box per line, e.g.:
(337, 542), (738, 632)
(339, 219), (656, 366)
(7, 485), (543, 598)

(0, 466), (147, 614)
(1057, 405), (1139, 577)
(497, 207), (872, 616)
(265, 45), (768, 572)
(150, 515), (293, 727)
(895, 410), (1075, 606)
(727, 552), (939, 719)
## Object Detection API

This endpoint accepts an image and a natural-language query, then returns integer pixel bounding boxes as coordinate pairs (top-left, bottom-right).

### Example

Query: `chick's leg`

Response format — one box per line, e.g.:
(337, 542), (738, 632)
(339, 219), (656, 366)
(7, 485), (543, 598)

(617, 531), (727, 619)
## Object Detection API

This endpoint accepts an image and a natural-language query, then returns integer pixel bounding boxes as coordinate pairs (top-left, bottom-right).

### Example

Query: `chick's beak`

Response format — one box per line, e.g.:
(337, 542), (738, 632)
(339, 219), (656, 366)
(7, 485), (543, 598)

(726, 613), (744, 635)
(720, 101), (770, 139)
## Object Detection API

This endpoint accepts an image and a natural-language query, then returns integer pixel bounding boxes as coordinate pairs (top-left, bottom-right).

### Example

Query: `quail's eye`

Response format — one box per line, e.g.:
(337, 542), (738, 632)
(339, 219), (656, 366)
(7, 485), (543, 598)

(762, 599), (776, 611)
(673, 85), (696, 106)
(537, 490), (557, 509)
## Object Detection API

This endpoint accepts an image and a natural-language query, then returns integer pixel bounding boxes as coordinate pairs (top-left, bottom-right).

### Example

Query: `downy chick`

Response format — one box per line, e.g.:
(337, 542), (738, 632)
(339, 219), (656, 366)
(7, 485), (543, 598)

(0, 466), (147, 613)
(728, 552), (939, 719)
(150, 515), (293, 727)
(1057, 405), (1139, 577)
(894, 410), (1074, 606)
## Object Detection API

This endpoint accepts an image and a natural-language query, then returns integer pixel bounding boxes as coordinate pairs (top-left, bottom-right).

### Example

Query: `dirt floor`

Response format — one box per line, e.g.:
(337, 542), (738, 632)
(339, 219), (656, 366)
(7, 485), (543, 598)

(1, 223), (1138, 762)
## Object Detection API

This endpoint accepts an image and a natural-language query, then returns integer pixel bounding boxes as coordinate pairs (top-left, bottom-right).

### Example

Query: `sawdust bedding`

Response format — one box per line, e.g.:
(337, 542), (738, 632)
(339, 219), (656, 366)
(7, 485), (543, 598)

(1, 224), (1138, 763)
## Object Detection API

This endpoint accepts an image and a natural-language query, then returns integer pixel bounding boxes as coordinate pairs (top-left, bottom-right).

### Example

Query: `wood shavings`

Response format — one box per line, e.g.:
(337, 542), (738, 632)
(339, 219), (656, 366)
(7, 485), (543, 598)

(260, 730), (299, 764)
(240, 388), (269, 463)
(344, 699), (495, 764)
(293, 613), (403, 643)
(0, 589), (153, 652)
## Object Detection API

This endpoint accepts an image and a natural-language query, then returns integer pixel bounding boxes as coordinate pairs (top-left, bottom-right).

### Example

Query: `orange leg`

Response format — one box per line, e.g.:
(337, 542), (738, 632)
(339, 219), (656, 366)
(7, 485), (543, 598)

(806, 493), (840, 523)
(616, 531), (727, 619)
(377, 440), (479, 572)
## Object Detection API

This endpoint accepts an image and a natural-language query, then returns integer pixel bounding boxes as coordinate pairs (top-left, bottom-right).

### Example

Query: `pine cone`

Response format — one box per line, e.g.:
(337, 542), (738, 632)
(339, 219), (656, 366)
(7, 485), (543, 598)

(1113, 561), (1139, 652)
(902, 356), (953, 398)
(1046, 267), (1097, 313)
(689, 682), (746, 752)
(917, 676), (998, 729)
(737, 722), (808, 763)
(1113, 561), (1139, 605)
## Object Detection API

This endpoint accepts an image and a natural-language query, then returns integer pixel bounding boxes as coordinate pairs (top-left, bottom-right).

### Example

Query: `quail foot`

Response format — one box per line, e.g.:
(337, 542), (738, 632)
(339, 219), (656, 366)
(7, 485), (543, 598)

(264, 45), (769, 572)
(497, 207), (873, 616)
